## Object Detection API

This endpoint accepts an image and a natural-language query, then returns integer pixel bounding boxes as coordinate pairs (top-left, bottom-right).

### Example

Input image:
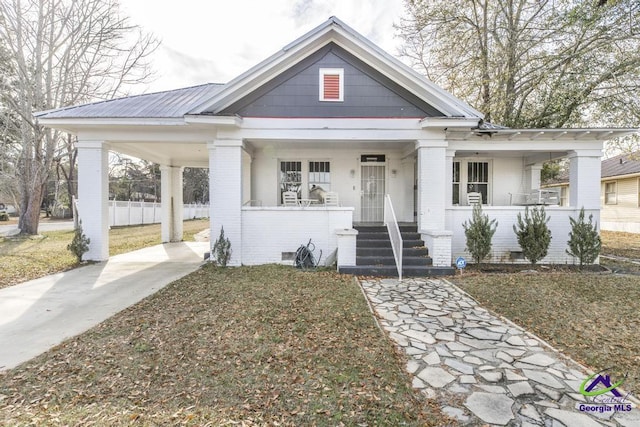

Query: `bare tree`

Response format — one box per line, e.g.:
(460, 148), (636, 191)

(397, 0), (640, 129)
(0, 0), (158, 234)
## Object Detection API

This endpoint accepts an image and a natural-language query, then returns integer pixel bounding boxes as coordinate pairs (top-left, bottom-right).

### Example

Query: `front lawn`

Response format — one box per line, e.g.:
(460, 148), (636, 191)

(0, 265), (441, 426)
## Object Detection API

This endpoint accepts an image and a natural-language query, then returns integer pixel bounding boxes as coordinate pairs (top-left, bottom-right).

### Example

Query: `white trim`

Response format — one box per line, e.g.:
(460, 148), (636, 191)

(184, 115), (242, 126)
(420, 117), (481, 129)
(319, 68), (344, 102)
(447, 128), (638, 142)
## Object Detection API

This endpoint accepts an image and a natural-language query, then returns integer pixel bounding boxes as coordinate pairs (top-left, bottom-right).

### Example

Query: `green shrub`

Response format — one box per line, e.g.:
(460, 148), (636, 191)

(566, 207), (601, 268)
(513, 206), (552, 265)
(212, 226), (232, 267)
(0, 211), (8, 221)
(67, 221), (90, 262)
(463, 203), (498, 264)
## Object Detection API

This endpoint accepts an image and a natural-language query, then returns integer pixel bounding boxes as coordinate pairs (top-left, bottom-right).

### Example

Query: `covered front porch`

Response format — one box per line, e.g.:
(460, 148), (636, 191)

(69, 123), (614, 272)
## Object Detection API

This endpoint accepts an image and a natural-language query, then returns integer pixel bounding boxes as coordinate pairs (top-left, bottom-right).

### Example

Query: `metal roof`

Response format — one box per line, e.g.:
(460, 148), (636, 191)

(602, 151), (640, 178)
(35, 83), (225, 119)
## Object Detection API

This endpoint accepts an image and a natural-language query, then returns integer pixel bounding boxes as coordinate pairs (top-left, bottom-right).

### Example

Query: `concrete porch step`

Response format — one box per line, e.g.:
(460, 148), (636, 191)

(344, 222), (454, 277)
(339, 265), (455, 277)
(354, 224), (418, 233)
(356, 255), (432, 266)
(357, 247), (429, 257)
(357, 239), (426, 248)
(357, 231), (421, 240)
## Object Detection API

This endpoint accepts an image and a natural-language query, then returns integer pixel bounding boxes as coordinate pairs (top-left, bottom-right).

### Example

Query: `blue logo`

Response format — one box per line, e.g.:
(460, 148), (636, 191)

(580, 372), (624, 398)
(455, 257), (467, 269)
(578, 368), (635, 413)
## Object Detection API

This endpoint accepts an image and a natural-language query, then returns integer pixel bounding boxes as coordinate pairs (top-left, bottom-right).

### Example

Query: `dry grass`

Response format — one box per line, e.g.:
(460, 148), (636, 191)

(0, 265), (441, 426)
(0, 219), (209, 288)
(601, 230), (640, 259)
(600, 230), (640, 274)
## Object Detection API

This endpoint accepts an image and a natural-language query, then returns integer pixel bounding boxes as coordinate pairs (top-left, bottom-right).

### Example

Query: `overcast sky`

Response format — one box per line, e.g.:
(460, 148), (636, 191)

(119, 0), (407, 93)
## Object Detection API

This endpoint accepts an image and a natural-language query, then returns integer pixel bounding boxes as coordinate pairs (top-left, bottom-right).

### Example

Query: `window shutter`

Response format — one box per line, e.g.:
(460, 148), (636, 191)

(323, 74), (341, 100)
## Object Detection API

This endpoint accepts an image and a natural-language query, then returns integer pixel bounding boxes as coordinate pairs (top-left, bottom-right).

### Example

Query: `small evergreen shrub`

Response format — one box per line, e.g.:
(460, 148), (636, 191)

(566, 207), (601, 268)
(0, 211), (8, 221)
(67, 221), (90, 262)
(212, 226), (232, 267)
(463, 203), (498, 264)
(513, 206), (552, 265)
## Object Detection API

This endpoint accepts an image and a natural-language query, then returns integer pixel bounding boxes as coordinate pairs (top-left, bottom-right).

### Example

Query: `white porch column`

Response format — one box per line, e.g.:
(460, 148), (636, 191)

(568, 149), (602, 209)
(209, 139), (243, 266)
(77, 141), (109, 261)
(160, 165), (184, 243)
(445, 149), (456, 209)
(525, 163), (543, 191)
(416, 142), (447, 231)
(417, 142), (452, 267)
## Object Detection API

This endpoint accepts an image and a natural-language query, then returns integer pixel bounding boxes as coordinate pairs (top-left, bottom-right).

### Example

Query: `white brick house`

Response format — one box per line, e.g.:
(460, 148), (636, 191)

(37, 17), (636, 270)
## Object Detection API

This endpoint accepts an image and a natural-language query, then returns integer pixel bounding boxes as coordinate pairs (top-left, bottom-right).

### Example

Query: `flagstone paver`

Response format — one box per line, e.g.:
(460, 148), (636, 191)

(360, 278), (640, 426)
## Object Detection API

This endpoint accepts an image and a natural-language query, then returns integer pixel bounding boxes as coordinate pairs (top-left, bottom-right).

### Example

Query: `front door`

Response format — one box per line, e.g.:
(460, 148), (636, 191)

(360, 164), (385, 222)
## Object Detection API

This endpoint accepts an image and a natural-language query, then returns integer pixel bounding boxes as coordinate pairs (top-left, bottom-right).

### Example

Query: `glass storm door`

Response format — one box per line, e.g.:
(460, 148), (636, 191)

(360, 164), (385, 222)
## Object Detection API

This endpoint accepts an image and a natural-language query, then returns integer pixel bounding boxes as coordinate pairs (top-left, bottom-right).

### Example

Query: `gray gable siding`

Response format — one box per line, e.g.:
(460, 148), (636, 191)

(216, 43), (442, 118)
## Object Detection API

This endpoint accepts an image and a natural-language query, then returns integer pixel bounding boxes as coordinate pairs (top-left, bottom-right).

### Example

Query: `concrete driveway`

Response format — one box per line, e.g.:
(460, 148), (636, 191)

(0, 241), (209, 371)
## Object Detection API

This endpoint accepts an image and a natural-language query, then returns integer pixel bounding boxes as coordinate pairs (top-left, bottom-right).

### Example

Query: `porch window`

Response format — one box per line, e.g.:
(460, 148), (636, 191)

(319, 68), (344, 102)
(467, 161), (489, 204)
(605, 181), (617, 205)
(451, 160), (491, 205)
(280, 161), (302, 203)
(452, 161), (460, 205)
(309, 161), (331, 202)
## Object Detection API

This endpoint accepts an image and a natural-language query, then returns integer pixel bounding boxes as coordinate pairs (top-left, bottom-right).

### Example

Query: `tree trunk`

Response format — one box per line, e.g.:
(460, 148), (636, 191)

(18, 180), (44, 235)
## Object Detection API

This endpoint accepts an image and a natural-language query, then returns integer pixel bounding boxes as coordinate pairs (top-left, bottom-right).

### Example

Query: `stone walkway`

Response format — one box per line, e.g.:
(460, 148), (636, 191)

(360, 278), (640, 426)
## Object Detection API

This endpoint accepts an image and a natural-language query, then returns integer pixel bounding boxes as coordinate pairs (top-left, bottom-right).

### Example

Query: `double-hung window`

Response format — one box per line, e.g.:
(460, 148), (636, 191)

(280, 161), (302, 203)
(279, 160), (331, 204)
(451, 160), (491, 205)
(605, 181), (617, 205)
(309, 161), (331, 202)
(452, 162), (461, 205)
(467, 161), (489, 204)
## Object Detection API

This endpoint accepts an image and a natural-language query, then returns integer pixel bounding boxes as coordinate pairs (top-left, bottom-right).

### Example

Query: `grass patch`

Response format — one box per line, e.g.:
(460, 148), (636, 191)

(601, 230), (640, 259)
(600, 230), (640, 274)
(0, 219), (209, 289)
(0, 265), (439, 425)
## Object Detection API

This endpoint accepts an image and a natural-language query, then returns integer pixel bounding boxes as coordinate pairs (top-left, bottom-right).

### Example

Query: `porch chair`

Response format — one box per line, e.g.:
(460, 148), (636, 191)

(467, 192), (482, 206)
(323, 192), (339, 206)
(283, 191), (299, 207)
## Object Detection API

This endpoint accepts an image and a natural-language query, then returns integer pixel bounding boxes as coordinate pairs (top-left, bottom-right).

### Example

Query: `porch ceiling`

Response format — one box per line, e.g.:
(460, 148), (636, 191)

(108, 141), (209, 168)
(454, 150), (569, 161)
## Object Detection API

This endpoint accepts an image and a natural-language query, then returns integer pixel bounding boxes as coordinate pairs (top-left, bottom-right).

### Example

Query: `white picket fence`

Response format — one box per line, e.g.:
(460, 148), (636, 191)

(109, 201), (209, 226)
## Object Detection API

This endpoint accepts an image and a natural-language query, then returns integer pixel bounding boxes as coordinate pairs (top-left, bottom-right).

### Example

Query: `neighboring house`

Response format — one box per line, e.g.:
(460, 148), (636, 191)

(546, 152), (640, 233)
(36, 17), (636, 271)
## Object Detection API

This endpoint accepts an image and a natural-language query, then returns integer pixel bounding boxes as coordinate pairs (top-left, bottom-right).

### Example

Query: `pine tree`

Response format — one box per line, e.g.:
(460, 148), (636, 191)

(566, 207), (602, 268)
(67, 221), (90, 262)
(513, 206), (552, 265)
(463, 203), (498, 264)
(212, 226), (232, 267)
